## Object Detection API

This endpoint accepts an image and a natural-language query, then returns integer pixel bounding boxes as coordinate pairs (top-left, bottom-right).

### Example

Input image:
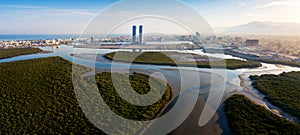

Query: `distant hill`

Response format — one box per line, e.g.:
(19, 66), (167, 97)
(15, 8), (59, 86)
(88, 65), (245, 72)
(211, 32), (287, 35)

(215, 21), (300, 35)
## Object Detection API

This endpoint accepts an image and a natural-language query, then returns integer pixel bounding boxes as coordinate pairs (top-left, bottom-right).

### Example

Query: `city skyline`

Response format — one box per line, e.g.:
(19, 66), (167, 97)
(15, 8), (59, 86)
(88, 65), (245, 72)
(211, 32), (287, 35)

(1, 0), (300, 34)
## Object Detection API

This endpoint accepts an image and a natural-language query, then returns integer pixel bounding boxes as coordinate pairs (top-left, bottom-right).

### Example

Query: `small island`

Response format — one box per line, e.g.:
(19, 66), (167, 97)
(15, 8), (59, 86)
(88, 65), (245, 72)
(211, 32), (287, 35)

(224, 94), (300, 135)
(250, 71), (300, 119)
(103, 51), (262, 70)
(0, 48), (44, 60)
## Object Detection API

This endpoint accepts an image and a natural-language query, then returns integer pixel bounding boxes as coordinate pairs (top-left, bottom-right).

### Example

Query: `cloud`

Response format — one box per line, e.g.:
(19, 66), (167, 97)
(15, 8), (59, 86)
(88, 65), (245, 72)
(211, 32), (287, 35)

(0, 5), (99, 34)
(0, 5), (98, 16)
(254, 0), (300, 9)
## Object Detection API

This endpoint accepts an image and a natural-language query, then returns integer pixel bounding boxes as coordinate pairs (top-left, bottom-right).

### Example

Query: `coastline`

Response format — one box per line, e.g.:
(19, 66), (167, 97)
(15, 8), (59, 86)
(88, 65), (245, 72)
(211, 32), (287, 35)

(1, 45), (300, 134)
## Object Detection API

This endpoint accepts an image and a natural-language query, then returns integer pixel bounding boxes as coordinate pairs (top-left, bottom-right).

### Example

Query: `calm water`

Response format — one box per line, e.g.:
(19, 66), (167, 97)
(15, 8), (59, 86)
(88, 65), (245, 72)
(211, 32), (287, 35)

(0, 34), (80, 41)
(1, 45), (300, 134)
(1, 45), (299, 99)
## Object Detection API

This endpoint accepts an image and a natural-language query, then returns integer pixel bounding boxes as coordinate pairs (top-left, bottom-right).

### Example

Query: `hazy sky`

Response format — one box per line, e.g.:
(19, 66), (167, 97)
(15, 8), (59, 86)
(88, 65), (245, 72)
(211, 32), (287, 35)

(0, 0), (299, 34)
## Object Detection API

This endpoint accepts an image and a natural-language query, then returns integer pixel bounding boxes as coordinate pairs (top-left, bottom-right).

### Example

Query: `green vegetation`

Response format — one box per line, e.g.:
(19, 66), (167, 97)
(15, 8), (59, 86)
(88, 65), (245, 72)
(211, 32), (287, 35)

(250, 71), (300, 119)
(0, 48), (43, 59)
(104, 51), (262, 69)
(0, 57), (103, 134)
(0, 57), (171, 134)
(95, 72), (171, 120)
(225, 94), (300, 135)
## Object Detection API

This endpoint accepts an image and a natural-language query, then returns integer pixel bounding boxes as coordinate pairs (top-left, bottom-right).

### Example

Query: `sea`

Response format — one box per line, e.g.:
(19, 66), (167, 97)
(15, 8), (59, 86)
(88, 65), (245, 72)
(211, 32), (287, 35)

(0, 34), (133, 41)
(0, 34), (83, 41)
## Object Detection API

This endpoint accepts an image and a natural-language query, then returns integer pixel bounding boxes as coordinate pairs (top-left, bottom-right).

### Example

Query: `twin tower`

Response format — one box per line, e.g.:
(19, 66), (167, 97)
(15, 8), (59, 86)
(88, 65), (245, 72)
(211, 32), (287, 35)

(132, 25), (143, 44)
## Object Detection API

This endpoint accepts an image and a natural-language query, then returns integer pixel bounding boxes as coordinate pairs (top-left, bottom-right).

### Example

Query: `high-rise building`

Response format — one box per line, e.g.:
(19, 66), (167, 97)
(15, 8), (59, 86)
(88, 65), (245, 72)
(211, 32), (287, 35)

(195, 32), (200, 39)
(139, 25), (143, 44)
(188, 35), (192, 41)
(234, 37), (242, 43)
(212, 36), (217, 42)
(132, 25), (137, 44)
(180, 36), (186, 41)
(246, 39), (259, 46)
(90, 37), (94, 43)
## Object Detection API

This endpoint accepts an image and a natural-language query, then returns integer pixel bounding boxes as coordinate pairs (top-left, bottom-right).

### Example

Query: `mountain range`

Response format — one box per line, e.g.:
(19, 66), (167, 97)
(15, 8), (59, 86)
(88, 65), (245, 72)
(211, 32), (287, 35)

(214, 21), (300, 35)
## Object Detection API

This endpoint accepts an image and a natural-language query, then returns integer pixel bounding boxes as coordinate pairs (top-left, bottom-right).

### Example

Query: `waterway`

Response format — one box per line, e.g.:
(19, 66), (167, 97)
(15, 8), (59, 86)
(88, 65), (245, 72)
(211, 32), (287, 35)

(1, 45), (300, 134)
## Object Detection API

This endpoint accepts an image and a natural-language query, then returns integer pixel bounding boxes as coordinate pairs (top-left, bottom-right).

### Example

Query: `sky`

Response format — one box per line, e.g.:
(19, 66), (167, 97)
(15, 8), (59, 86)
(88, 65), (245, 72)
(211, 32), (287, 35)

(0, 0), (300, 34)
